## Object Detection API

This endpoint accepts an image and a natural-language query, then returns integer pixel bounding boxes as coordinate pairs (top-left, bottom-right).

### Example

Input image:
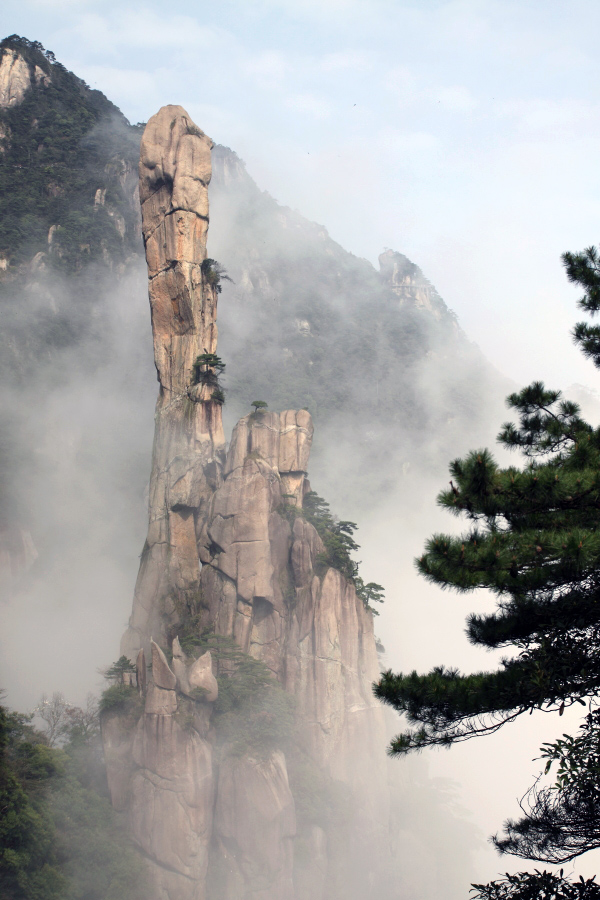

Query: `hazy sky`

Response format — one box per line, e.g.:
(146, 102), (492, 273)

(5, 3), (600, 890)
(4, 0), (600, 394)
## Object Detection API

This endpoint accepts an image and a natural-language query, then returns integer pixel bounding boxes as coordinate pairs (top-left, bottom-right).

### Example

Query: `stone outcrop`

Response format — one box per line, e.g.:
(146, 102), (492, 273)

(213, 750), (295, 900)
(121, 105), (225, 659)
(103, 106), (397, 900)
(379, 247), (449, 318)
(0, 48), (50, 108)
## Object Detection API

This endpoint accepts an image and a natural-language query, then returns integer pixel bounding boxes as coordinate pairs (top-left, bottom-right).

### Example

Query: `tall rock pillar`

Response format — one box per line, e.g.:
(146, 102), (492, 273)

(122, 105), (225, 658)
(105, 105), (398, 900)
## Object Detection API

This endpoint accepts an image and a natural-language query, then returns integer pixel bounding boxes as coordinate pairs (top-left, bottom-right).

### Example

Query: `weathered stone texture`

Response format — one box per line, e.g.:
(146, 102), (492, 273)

(140, 105), (215, 392)
(131, 712), (214, 899)
(0, 49), (33, 108)
(105, 105), (395, 900)
(121, 106), (225, 660)
(214, 751), (296, 900)
(188, 651), (219, 702)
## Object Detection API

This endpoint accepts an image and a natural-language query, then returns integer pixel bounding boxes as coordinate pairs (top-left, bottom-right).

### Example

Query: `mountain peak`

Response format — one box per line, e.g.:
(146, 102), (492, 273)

(378, 247), (452, 319)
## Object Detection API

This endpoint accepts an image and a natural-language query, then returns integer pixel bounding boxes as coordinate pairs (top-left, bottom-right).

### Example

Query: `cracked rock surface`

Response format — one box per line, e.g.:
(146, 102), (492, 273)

(103, 106), (397, 900)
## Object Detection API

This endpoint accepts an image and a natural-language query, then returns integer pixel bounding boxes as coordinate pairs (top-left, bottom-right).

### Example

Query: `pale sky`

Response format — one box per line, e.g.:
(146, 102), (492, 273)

(4, 3), (600, 889)
(4, 0), (600, 393)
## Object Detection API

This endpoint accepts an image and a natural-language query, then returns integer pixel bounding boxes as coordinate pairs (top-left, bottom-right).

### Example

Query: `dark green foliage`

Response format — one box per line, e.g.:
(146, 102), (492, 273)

(251, 399), (268, 411)
(0, 36), (142, 271)
(374, 245), (600, 888)
(170, 612), (206, 659)
(0, 698), (145, 900)
(279, 489), (384, 609)
(563, 246), (600, 368)
(0, 705), (65, 899)
(375, 377), (600, 751)
(216, 668), (295, 757)
(376, 384), (600, 752)
(200, 258), (232, 293)
(168, 627), (294, 756)
(302, 490), (360, 581)
(374, 250), (600, 752)
(471, 870), (600, 899)
(98, 684), (139, 714)
(285, 746), (351, 831)
(193, 352), (226, 382)
(103, 656), (136, 683)
(192, 352), (226, 403)
(354, 578), (385, 615)
(492, 709), (600, 863)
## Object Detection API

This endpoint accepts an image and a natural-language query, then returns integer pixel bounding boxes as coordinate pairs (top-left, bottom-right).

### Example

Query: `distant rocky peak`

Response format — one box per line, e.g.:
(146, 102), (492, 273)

(379, 247), (450, 319)
(211, 143), (255, 191)
(0, 45), (51, 109)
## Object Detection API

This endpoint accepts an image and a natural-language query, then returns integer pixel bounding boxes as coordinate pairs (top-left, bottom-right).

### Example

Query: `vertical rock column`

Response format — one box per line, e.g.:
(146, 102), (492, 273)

(121, 105), (225, 658)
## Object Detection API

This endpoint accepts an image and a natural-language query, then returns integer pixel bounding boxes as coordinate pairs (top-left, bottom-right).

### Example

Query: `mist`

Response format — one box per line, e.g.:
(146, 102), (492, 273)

(0, 259), (154, 708)
(0, 150), (571, 897)
(2, 12), (600, 894)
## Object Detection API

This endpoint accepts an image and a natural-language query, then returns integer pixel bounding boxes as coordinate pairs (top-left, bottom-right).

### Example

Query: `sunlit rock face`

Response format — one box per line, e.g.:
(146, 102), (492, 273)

(0, 47), (51, 109)
(120, 105), (225, 660)
(0, 49), (33, 108)
(102, 106), (396, 900)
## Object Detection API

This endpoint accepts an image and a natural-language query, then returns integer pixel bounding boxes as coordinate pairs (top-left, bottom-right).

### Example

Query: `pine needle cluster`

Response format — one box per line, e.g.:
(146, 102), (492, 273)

(375, 246), (600, 755)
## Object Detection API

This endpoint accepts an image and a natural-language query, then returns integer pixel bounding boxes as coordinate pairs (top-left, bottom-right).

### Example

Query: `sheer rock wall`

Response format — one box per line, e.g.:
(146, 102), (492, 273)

(121, 105), (225, 659)
(102, 106), (394, 900)
(0, 47), (50, 108)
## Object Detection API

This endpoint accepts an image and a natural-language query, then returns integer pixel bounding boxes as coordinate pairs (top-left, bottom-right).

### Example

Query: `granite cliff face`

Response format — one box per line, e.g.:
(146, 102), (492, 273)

(0, 45), (50, 109)
(121, 105), (224, 657)
(103, 105), (394, 900)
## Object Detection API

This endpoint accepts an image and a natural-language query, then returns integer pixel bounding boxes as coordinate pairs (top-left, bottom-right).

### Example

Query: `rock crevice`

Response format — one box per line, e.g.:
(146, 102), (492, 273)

(103, 106), (396, 900)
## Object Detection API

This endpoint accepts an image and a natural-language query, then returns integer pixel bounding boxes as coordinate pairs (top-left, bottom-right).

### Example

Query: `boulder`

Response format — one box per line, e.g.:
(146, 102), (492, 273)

(145, 682), (177, 715)
(151, 639), (177, 690)
(188, 651), (218, 702)
(130, 714), (214, 895)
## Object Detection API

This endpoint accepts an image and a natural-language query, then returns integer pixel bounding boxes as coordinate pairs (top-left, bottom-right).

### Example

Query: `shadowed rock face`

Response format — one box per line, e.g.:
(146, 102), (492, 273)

(103, 106), (397, 900)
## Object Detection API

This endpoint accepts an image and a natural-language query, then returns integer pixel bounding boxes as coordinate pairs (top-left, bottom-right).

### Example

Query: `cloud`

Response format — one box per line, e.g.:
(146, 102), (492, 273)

(76, 64), (157, 105)
(436, 85), (477, 112)
(498, 97), (600, 136)
(285, 92), (331, 119)
(54, 9), (220, 55)
(385, 65), (477, 114)
(318, 50), (370, 72)
(243, 50), (288, 89)
(378, 127), (439, 156)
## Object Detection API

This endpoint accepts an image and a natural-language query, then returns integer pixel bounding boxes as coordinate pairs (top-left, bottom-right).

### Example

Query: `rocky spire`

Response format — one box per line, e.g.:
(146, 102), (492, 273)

(121, 105), (225, 658)
(104, 105), (399, 900)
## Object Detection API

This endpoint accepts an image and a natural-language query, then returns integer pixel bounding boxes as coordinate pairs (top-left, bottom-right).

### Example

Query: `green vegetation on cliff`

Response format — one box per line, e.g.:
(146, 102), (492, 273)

(0, 698), (145, 900)
(168, 626), (295, 756)
(280, 489), (385, 612)
(0, 36), (142, 271)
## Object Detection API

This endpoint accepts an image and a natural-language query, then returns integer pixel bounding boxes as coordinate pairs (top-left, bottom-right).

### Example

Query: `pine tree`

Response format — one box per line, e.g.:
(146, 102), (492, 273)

(374, 246), (600, 891)
(374, 246), (600, 754)
(492, 708), (600, 863)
